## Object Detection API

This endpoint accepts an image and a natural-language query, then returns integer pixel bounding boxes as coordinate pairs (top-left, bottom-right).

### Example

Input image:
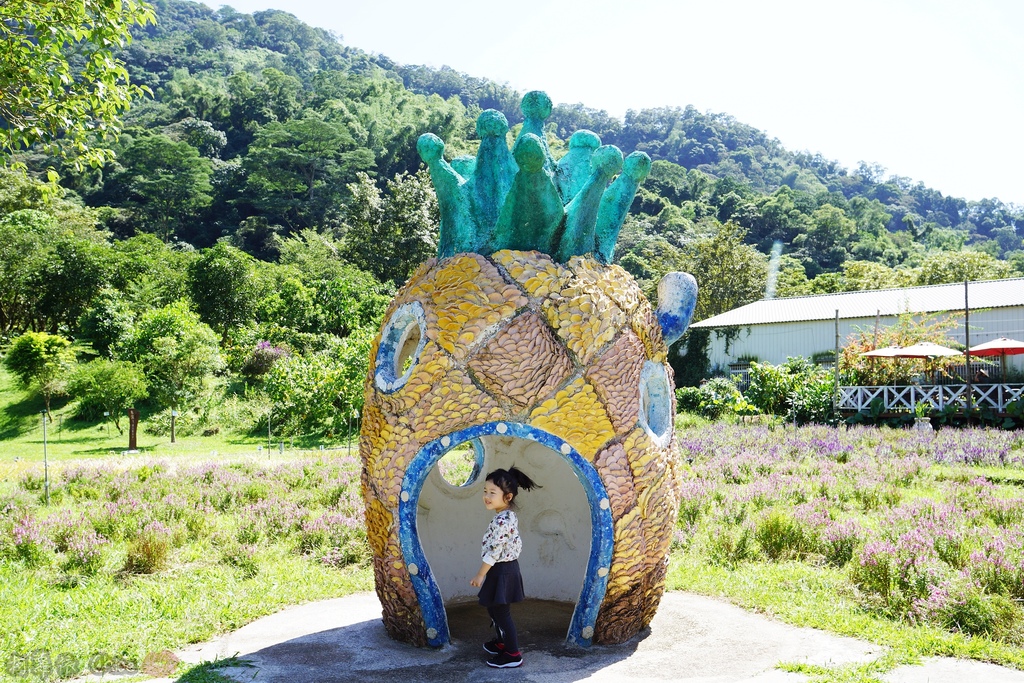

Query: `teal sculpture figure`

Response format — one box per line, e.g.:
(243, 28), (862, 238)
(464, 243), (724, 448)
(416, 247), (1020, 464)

(417, 90), (654, 264)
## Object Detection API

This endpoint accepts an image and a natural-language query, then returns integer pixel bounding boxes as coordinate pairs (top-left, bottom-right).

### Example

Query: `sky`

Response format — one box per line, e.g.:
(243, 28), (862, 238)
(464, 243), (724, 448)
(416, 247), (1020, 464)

(210, 0), (1023, 205)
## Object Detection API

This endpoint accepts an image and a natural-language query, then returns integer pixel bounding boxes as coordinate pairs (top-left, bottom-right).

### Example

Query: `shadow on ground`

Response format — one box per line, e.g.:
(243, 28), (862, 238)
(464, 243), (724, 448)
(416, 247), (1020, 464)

(177, 599), (640, 683)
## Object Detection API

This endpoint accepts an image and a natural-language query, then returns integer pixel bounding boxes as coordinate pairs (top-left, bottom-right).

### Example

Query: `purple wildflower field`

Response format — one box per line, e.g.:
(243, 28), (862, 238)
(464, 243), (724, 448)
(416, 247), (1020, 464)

(0, 455), (368, 580)
(676, 424), (1024, 642)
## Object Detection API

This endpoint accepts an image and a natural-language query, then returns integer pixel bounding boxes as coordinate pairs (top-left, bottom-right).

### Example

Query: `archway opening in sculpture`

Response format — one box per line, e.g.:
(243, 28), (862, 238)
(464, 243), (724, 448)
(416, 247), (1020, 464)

(398, 422), (613, 647)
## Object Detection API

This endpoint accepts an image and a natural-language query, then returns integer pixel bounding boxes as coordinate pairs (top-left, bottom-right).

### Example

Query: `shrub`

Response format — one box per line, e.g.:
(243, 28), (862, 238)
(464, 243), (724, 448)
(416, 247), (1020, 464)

(220, 543), (260, 579)
(821, 521), (861, 567)
(698, 377), (743, 419)
(707, 522), (755, 567)
(8, 516), (52, 566)
(61, 528), (109, 575)
(123, 521), (173, 574)
(675, 386), (702, 413)
(745, 362), (793, 415)
(850, 536), (946, 621)
(754, 510), (814, 561)
(240, 341), (289, 379)
(297, 512), (369, 566)
(936, 587), (1023, 642)
(788, 369), (836, 425)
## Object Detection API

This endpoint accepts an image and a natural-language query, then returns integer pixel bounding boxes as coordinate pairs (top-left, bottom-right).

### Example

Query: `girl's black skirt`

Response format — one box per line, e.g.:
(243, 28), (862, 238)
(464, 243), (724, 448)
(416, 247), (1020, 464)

(477, 559), (525, 606)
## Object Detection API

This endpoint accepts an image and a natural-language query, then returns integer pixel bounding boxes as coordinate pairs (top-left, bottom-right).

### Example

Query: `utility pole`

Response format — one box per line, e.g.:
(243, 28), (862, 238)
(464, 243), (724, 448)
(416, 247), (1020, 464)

(41, 412), (50, 506)
(834, 310), (840, 419)
(964, 280), (972, 412)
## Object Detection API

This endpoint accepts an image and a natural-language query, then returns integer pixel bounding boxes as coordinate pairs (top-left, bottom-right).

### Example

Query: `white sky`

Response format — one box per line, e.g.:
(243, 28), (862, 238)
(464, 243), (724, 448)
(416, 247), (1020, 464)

(210, 0), (1024, 205)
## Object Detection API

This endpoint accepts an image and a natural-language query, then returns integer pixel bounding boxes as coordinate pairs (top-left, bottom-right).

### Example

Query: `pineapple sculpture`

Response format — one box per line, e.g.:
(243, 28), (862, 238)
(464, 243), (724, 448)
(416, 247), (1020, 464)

(360, 91), (698, 648)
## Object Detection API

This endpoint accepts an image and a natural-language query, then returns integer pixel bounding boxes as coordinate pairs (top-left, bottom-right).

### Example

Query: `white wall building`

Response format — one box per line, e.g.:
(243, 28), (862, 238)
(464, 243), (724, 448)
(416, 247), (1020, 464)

(688, 278), (1024, 375)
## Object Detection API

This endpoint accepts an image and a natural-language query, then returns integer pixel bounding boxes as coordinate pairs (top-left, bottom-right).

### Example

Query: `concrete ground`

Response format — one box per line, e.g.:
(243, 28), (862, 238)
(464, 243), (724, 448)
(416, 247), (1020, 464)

(109, 591), (1024, 683)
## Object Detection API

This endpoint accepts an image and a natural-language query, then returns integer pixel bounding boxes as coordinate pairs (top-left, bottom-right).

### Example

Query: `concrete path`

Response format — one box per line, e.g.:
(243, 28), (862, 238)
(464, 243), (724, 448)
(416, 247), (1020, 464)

(121, 591), (1024, 683)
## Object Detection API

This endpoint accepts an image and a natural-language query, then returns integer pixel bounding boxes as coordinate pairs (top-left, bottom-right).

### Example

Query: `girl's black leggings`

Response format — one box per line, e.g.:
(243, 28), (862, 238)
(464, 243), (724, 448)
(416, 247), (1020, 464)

(486, 603), (519, 653)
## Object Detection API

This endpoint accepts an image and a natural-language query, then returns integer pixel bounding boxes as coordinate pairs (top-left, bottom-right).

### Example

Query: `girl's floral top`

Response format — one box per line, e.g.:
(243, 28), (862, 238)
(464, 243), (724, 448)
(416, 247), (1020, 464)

(481, 509), (522, 565)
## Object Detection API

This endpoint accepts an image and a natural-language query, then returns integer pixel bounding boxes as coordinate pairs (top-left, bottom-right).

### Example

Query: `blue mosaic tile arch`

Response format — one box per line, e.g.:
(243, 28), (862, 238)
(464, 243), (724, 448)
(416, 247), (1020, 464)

(397, 421), (615, 647)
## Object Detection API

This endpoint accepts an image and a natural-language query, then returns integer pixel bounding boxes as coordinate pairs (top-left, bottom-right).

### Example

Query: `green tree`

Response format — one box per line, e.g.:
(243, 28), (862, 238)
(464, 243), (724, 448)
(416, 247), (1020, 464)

(0, 0), (155, 168)
(78, 288), (136, 358)
(916, 251), (1014, 286)
(188, 242), (262, 341)
(110, 132), (213, 240)
(340, 171), (438, 285)
(263, 329), (372, 436)
(794, 205), (856, 275)
(108, 234), (193, 313)
(116, 301), (222, 410)
(68, 360), (148, 433)
(243, 111), (373, 229)
(3, 331), (76, 417)
(0, 208), (109, 334)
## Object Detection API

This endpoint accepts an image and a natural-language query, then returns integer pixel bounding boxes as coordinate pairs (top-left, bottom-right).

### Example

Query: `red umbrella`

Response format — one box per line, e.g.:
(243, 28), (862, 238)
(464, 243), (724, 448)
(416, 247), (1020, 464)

(967, 338), (1024, 380)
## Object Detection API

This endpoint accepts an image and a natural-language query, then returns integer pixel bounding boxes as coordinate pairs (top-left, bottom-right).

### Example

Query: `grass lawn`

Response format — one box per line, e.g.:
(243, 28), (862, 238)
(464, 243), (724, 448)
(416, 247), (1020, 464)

(2, 371), (1024, 682)
(0, 367), (357, 469)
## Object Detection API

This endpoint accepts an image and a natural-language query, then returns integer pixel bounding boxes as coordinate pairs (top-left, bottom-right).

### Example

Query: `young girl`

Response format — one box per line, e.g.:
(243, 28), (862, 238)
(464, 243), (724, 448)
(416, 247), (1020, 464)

(469, 466), (539, 669)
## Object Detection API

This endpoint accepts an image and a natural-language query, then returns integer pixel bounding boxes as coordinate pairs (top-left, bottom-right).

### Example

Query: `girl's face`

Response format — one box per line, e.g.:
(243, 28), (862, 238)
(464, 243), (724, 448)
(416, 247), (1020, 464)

(482, 481), (512, 511)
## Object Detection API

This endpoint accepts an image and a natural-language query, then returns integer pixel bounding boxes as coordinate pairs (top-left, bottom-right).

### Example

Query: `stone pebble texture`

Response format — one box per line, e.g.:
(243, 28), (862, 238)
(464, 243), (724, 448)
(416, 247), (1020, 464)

(360, 249), (684, 646)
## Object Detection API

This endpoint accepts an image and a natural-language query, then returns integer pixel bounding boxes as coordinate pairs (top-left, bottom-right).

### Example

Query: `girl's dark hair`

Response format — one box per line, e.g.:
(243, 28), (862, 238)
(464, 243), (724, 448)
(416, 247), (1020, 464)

(485, 466), (540, 509)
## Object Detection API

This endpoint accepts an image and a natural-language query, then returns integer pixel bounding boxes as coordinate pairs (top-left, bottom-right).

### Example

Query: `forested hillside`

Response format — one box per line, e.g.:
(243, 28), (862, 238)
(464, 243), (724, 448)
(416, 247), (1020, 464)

(2, 0), (1022, 424)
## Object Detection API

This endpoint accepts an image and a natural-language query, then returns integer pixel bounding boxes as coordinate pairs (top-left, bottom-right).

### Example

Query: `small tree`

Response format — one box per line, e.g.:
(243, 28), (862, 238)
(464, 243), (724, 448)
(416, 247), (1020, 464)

(68, 360), (148, 433)
(116, 301), (222, 410)
(3, 332), (76, 417)
(840, 311), (962, 386)
(188, 242), (262, 342)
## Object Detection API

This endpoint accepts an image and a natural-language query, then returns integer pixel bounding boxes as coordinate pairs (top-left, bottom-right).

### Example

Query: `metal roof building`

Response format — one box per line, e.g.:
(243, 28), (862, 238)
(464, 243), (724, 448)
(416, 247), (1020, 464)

(688, 277), (1024, 372)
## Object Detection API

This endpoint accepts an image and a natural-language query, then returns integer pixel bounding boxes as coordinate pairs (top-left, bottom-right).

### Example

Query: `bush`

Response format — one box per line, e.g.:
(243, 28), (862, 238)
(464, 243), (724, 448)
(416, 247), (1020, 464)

(754, 510), (813, 561)
(263, 330), (372, 436)
(61, 528), (109, 575)
(220, 543), (260, 579)
(745, 362), (793, 415)
(707, 522), (755, 567)
(937, 588), (1023, 642)
(742, 358), (836, 425)
(789, 369), (836, 425)
(122, 521), (172, 574)
(697, 377), (743, 419)
(821, 521), (860, 567)
(8, 516), (52, 567)
(240, 341), (289, 379)
(675, 386), (702, 413)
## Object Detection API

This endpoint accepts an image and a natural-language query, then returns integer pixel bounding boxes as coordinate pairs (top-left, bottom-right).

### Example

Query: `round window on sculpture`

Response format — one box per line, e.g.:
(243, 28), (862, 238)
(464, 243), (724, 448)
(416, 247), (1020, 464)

(639, 361), (673, 448)
(374, 302), (427, 393)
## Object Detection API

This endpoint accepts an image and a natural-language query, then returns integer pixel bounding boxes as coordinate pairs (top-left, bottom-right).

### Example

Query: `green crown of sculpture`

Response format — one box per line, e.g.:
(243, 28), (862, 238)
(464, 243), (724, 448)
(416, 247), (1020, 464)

(417, 90), (651, 264)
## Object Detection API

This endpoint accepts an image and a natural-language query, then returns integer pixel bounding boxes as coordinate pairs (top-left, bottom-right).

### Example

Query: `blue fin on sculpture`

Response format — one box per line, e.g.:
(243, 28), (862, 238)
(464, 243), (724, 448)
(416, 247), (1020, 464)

(451, 155), (476, 178)
(517, 91), (555, 174)
(556, 130), (601, 202)
(555, 145), (622, 263)
(464, 110), (517, 250)
(487, 133), (564, 254)
(594, 152), (651, 264)
(655, 272), (698, 346)
(417, 133), (476, 258)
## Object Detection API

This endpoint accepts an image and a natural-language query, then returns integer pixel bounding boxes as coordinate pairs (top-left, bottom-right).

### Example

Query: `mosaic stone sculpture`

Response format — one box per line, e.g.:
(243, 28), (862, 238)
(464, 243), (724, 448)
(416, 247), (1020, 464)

(361, 91), (698, 648)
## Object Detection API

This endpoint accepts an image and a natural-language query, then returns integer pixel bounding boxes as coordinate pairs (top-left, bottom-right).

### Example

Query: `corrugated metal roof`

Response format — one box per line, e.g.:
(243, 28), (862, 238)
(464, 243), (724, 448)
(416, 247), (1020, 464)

(691, 277), (1024, 328)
